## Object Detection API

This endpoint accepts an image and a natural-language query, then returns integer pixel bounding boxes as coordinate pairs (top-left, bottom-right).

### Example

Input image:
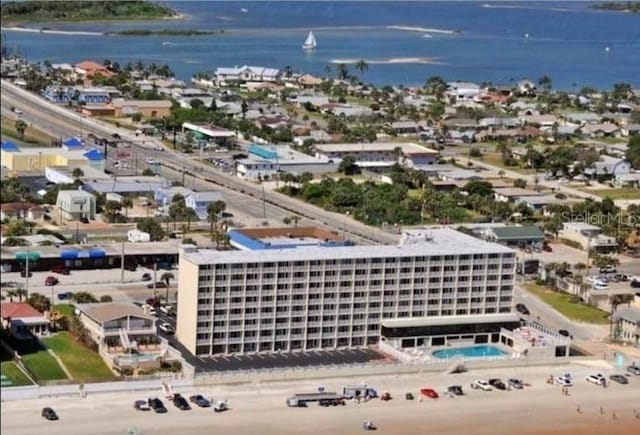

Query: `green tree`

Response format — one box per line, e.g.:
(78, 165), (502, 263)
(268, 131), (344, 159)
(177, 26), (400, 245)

(71, 168), (84, 179)
(338, 155), (360, 175)
(336, 63), (349, 81)
(161, 272), (175, 302)
(207, 200), (227, 244)
(190, 98), (205, 110)
(71, 291), (98, 304)
(121, 197), (133, 219)
(102, 200), (122, 222)
(463, 180), (493, 197)
(14, 119), (28, 140)
(354, 60), (368, 79)
(626, 135), (640, 169)
(537, 75), (552, 92)
(137, 217), (165, 241)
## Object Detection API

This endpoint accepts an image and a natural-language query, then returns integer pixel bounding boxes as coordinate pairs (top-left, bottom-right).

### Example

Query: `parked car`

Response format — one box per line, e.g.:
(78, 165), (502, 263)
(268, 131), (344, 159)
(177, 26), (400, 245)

(515, 303), (530, 315)
(20, 270), (33, 278)
(189, 395), (211, 408)
(134, 400), (151, 411)
(112, 133), (121, 140)
(51, 265), (70, 275)
(609, 374), (629, 385)
(158, 322), (175, 335)
(600, 265), (617, 274)
(147, 282), (167, 289)
(586, 374), (606, 385)
(558, 329), (573, 338)
(79, 217), (89, 224)
(45, 276), (59, 286)
(160, 305), (175, 316)
(41, 407), (58, 420)
(420, 388), (439, 399)
(555, 374), (573, 386)
(141, 273), (152, 281)
(630, 280), (640, 289)
(57, 292), (72, 301)
(508, 379), (524, 389)
(488, 379), (507, 390)
(124, 263), (138, 272)
(405, 392), (414, 400)
(627, 365), (640, 375)
(172, 394), (191, 410)
(148, 398), (167, 413)
(543, 244), (552, 252)
(592, 282), (609, 290)
(447, 385), (464, 396)
(470, 380), (492, 391)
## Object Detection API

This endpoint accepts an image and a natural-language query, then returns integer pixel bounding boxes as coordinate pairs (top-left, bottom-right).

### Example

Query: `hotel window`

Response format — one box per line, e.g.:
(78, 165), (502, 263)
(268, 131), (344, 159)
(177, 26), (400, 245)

(473, 254), (484, 260)
(264, 273), (274, 279)
(340, 281), (351, 287)
(485, 307), (496, 313)
(355, 269), (367, 276)
(442, 309), (453, 315)
(385, 268), (397, 274)
(277, 272), (290, 279)
(473, 264), (484, 270)
(231, 274), (243, 280)
(261, 307), (273, 313)
(369, 291), (381, 298)
(427, 310), (438, 316)
(294, 261), (305, 267)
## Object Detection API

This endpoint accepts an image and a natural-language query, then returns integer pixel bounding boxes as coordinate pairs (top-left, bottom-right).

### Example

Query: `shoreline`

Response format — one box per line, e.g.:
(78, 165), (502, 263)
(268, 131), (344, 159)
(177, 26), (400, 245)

(0, 12), (186, 28)
(2, 363), (639, 435)
(331, 57), (443, 65)
(387, 25), (461, 35)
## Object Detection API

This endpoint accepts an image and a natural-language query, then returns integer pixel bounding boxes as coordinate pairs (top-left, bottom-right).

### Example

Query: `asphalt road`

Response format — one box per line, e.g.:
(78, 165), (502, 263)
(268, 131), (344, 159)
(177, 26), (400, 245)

(1, 80), (398, 245)
(513, 285), (608, 341)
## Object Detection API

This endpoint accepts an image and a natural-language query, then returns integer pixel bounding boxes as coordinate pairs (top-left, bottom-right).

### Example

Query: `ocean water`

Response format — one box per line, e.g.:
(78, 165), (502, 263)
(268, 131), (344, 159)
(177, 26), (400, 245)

(3, 1), (639, 89)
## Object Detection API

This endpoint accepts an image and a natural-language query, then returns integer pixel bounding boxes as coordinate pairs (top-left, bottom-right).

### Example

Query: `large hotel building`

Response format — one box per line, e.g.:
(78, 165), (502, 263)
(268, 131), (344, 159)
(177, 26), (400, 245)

(177, 228), (517, 356)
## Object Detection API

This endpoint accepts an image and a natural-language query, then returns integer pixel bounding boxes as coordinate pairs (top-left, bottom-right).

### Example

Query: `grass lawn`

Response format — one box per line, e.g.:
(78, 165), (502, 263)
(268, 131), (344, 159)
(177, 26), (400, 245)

(1, 115), (57, 147)
(589, 188), (640, 200)
(1, 361), (33, 386)
(52, 304), (75, 318)
(479, 154), (536, 174)
(523, 283), (609, 324)
(16, 340), (68, 381)
(42, 332), (114, 380)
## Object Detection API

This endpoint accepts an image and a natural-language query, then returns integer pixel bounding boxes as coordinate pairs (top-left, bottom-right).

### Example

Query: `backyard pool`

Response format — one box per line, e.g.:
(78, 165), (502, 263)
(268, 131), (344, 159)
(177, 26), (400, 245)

(432, 345), (508, 359)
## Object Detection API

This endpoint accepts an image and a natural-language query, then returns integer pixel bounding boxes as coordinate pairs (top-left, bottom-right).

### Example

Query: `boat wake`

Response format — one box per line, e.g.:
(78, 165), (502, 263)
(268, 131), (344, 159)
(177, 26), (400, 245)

(331, 57), (442, 65)
(480, 4), (571, 12)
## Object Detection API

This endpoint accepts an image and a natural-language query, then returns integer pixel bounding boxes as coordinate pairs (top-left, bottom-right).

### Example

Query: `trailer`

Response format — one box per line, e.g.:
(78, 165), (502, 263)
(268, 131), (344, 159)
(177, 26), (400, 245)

(286, 393), (344, 407)
(342, 385), (378, 400)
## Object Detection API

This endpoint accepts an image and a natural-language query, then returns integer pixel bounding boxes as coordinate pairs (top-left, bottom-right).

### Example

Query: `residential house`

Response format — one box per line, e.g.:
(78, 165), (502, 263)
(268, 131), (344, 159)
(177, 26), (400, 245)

(1, 303), (49, 339)
(55, 190), (96, 221)
(517, 80), (536, 96)
(494, 187), (545, 203)
(185, 191), (225, 220)
(612, 308), (640, 346)
(390, 121), (422, 136)
(622, 124), (640, 137)
(579, 123), (621, 138)
(154, 186), (195, 207)
(215, 65), (280, 84)
(615, 173), (640, 188)
(584, 155), (630, 179)
(320, 103), (372, 117)
(439, 169), (481, 181)
(74, 60), (115, 82)
(559, 222), (618, 253)
(522, 114), (556, 131)
(290, 95), (330, 107)
(562, 112), (602, 125)
(75, 303), (159, 362)
(515, 195), (563, 211)
(481, 225), (545, 248)
(0, 202), (43, 221)
(446, 82), (481, 101)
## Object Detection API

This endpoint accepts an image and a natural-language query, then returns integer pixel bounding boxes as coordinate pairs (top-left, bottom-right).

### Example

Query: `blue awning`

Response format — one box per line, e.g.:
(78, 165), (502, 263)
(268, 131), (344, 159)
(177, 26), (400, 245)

(60, 249), (78, 260)
(83, 149), (105, 161)
(89, 248), (106, 258)
(63, 137), (83, 148)
(1, 141), (20, 152)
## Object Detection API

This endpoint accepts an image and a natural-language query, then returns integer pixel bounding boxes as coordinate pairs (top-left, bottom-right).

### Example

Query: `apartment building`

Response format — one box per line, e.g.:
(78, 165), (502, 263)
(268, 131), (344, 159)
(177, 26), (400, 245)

(176, 228), (516, 356)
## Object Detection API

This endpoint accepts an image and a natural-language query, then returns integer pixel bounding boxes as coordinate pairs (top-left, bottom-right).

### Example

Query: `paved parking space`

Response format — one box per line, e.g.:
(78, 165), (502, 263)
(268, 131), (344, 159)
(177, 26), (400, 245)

(167, 345), (386, 373)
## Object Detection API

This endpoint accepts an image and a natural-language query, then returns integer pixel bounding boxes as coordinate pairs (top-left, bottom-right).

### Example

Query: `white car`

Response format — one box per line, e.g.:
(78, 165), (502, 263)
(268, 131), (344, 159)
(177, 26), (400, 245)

(586, 276), (598, 283)
(586, 374), (606, 385)
(158, 322), (175, 335)
(555, 376), (573, 386)
(593, 282), (609, 290)
(471, 380), (492, 391)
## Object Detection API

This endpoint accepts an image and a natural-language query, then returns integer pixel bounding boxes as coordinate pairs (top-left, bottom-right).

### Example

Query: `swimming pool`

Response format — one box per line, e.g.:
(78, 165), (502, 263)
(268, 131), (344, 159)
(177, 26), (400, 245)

(432, 345), (508, 359)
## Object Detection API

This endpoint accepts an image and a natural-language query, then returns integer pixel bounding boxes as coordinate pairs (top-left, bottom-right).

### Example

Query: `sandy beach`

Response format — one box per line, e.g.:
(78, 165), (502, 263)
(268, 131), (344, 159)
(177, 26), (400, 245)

(0, 26), (103, 36)
(2, 362), (639, 435)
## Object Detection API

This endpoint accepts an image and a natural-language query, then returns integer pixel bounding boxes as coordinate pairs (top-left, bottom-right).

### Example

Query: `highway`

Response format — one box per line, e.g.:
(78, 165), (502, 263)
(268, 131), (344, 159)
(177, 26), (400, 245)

(1, 80), (399, 245)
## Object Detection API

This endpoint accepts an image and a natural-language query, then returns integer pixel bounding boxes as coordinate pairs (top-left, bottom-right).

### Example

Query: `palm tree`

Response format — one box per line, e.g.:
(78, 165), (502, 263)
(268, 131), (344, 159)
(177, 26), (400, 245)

(354, 60), (368, 79)
(324, 64), (331, 79)
(336, 63), (349, 81)
(121, 197), (133, 219)
(15, 119), (27, 140)
(160, 272), (175, 303)
(71, 168), (84, 179)
(207, 200), (227, 242)
(6, 289), (18, 302)
(15, 288), (27, 302)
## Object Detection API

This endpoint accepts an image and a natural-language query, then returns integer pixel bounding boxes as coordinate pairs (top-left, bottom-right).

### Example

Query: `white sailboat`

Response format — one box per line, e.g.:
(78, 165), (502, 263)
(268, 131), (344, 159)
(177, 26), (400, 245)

(302, 31), (317, 50)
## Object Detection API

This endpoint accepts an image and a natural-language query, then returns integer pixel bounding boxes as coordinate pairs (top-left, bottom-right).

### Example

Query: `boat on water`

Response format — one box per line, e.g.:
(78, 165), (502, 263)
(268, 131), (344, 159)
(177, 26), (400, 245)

(161, 41), (173, 46)
(302, 31), (317, 50)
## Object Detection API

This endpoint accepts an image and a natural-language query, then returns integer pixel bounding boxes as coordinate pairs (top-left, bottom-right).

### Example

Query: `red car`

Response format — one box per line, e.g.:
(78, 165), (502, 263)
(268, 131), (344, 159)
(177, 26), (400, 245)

(420, 388), (439, 399)
(51, 265), (70, 275)
(45, 276), (59, 286)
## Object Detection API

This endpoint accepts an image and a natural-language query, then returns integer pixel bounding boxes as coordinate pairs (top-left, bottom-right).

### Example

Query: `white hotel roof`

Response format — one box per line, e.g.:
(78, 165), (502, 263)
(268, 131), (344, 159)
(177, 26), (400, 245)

(315, 142), (438, 155)
(183, 228), (513, 265)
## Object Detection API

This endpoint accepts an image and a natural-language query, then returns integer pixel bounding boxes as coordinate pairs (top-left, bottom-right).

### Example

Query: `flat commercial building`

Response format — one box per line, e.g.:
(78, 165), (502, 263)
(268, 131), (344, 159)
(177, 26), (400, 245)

(1, 144), (105, 173)
(177, 228), (516, 356)
(236, 144), (336, 180)
(228, 227), (352, 251)
(314, 142), (439, 168)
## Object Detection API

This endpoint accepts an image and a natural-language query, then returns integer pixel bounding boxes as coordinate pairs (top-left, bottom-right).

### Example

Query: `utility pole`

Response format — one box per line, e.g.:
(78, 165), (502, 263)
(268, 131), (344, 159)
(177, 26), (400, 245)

(120, 240), (125, 283)
(182, 165), (185, 186)
(262, 184), (267, 220)
(25, 249), (30, 299)
(152, 262), (157, 300)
